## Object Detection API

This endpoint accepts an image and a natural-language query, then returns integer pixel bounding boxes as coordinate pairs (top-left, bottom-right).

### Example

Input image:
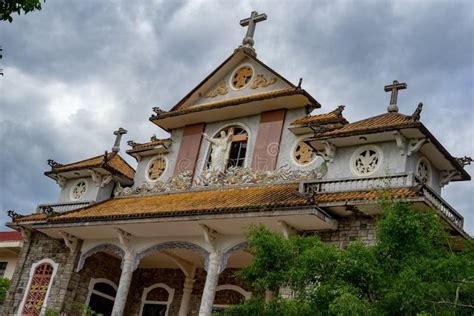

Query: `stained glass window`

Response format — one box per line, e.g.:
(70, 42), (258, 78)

(21, 263), (54, 316)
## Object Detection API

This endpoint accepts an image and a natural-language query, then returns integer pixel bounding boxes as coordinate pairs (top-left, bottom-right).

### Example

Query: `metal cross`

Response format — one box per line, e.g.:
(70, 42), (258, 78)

(384, 80), (407, 112)
(112, 127), (127, 153)
(240, 11), (267, 48)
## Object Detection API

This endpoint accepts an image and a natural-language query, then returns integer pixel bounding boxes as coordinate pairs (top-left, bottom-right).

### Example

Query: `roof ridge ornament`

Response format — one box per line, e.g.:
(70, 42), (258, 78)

(332, 105), (345, 117)
(238, 11), (267, 55)
(411, 102), (423, 121)
(384, 80), (407, 113)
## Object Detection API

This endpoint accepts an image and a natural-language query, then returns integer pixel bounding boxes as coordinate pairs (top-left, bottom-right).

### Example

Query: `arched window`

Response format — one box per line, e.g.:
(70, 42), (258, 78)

(86, 278), (117, 316)
(206, 126), (249, 170)
(140, 283), (175, 316)
(18, 259), (58, 316)
(212, 284), (251, 314)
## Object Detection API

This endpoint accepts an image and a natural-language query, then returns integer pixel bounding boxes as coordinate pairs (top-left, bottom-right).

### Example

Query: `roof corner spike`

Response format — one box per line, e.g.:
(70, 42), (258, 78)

(112, 127), (127, 153)
(384, 80), (407, 113)
(297, 78), (303, 89)
(333, 105), (345, 116)
(410, 102), (423, 121)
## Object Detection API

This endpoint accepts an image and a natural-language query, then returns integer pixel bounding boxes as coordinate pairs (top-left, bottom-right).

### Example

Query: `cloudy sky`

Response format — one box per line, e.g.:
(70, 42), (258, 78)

(1, 0), (473, 234)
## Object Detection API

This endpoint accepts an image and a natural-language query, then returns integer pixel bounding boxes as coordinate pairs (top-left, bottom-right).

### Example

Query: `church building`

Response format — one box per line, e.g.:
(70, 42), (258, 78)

(4, 11), (472, 316)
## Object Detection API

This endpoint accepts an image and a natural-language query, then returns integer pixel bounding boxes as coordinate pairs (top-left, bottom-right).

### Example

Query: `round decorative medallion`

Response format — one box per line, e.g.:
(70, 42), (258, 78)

(147, 157), (167, 181)
(231, 66), (253, 89)
(416, 157), (432, 184)
(70, 179), (87, 201)
(351, 145), (382, 176)
(293, 141), (316, 165)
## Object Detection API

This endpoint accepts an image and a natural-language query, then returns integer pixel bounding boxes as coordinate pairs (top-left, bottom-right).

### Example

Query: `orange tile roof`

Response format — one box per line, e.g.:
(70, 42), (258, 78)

(150, 88), (320, 122)
(313, 112), (418, 139)
(291, 106), (348, 126)
(45, 153), (135, 180)
(46, 183), (306, 222)
(126, 138), (172, 153)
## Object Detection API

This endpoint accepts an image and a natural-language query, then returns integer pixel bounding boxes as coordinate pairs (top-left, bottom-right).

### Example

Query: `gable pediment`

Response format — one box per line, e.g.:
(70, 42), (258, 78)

(171, 49), (295, 112)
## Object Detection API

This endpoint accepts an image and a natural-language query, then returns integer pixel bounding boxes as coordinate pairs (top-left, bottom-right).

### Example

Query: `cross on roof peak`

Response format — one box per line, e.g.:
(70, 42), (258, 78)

(384, 80), (407, 113)
(112, 127), (127, 153)
(238, 11), (267, 53)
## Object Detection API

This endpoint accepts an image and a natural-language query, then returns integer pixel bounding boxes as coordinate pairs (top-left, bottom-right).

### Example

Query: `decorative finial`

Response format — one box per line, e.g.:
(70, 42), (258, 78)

(411, 102), (423, 121)
(47, 159), (62, 168)
(0, 46), (3, 76)
(456, 156), (473, 167)
(127, 140), (137, 147)
(239, 11), (267, 53)
(7, 210), (23, 221)
(112, 127), (127, 153)
(153, 107), (165, 115)
(40, 205), (57, 217)
(297, 78), (303, 89)
(384, 80), (407, 113)
(332, 105), (345, 117)
(151, 134), (158, 141)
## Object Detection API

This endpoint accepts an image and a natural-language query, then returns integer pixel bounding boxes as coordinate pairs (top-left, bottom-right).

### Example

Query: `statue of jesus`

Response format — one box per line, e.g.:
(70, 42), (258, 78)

(202, 130), (234, 173)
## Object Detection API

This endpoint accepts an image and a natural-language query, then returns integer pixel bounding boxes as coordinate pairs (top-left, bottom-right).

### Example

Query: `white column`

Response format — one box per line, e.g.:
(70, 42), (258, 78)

(178, 276), (196, 316)
(111, 251), (135, 316)
(198, 251), (223, 316)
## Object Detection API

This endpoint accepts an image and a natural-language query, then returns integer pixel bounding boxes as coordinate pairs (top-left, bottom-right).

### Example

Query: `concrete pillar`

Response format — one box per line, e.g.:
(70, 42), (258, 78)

(178, 276), (196, 316)
(111, 251), (135, 316)
(198, 251), (223, 316)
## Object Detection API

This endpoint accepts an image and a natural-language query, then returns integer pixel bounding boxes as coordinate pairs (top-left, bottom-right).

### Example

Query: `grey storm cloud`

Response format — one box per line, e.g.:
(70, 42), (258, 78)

(0, 0), (473, 234)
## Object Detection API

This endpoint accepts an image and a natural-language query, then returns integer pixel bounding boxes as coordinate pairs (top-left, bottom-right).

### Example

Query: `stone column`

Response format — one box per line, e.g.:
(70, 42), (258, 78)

(198, 251), (223, 316)
(178, 276), (196, 316)
(111, 251), (135, 316)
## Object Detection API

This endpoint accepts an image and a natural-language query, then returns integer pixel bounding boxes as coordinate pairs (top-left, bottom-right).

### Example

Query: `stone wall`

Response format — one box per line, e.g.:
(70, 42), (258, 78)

(3, 231), (80, 315)
(316, 214), (377, 247)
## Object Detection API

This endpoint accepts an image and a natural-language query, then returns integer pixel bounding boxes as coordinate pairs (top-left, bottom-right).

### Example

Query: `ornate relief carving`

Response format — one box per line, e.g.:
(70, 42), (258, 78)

(232, 66), (253, 89)
(293, 141), (316, 165)
(416, 157), (432, 184)
(205, 81), (228, 98)
(250, 74), (277, 89)
(147, 157), (167, 181)
(115, 165), (326, 197)
(351, 145), (382, 176)
(70, 180), (87, 201)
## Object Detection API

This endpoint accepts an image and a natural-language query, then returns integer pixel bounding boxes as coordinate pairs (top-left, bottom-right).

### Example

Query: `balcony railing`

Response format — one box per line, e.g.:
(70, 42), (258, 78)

(299, 173), (464, 229)
(36, 201), (92, 214)
(300, 173), (416, 194)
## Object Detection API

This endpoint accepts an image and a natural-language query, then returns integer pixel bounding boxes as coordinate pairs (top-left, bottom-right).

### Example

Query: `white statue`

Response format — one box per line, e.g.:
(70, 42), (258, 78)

(203, 130), (234, 173)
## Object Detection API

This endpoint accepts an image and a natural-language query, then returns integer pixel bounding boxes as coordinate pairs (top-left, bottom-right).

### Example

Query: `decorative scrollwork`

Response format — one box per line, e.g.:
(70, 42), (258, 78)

(205, 81), (228, 98)
(232, 66), (253, 89)
(250, 74), (277, 89)
(127, 140), (137, 147)
(152, 107), (165, 114)
(411, 102), (423, 121)
(40, 205), (58, 217)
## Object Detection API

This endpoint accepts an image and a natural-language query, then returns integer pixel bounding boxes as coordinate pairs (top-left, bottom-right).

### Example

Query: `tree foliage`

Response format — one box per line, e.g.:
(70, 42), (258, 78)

(1, 0), (44, 23)
(225, 201), (474, 315)
(0, 277), (11, 304)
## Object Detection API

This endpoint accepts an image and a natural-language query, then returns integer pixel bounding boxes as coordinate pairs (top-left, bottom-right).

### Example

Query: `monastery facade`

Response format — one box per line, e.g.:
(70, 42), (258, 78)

(4, 11), (472, 316)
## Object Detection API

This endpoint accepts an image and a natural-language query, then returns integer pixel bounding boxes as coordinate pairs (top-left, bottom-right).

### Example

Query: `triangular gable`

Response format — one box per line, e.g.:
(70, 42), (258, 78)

(171, 49), (295, 112)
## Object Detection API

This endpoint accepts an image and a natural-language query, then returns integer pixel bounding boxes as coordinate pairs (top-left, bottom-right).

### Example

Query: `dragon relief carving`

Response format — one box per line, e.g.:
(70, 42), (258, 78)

(205, 81), (228, 98)
(115, 165), (327, 197)
(250, 74), (277, 89)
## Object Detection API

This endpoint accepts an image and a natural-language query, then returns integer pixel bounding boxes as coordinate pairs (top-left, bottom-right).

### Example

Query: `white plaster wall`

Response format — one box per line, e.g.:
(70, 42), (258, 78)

(406, 152), (442, 194)
(0, 256), (18, 279)
(193, 57), (291, 106)
(134, 128), (184, 186)
(58, 178), (115, 203)
(326, 141), (408, 179)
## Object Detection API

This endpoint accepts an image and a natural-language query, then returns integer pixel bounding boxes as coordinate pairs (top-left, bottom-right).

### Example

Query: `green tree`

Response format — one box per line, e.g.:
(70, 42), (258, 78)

(1, 0), (44, 23)
(225, 201), (474, 315)
(0, 277), (11, 304)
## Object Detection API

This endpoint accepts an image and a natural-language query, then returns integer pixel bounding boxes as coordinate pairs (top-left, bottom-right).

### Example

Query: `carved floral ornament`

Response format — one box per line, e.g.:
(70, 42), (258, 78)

(350, 145), (383, 177)
(231, 65), (253, 89)
(250, 74), (277, 89)
(70, 179), (87, 201)
(416, 157), (432, 184)
(293, 140), (317, 166)
(205, 81), (228, 98)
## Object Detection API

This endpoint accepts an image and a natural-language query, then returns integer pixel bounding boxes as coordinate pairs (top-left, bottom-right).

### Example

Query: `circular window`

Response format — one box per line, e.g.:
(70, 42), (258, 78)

(350, 145), (383, 176)
(147, 157), (167, 181)
(292, 141), (317, 166)
(231, 65), (253, 90)
(416, 157), (432, 184)
(70, 179), (87, 201)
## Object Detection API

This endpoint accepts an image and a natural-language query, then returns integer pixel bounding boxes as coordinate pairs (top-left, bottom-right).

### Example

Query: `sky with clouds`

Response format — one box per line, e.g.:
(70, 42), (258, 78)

(1, 0), (473, 234)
